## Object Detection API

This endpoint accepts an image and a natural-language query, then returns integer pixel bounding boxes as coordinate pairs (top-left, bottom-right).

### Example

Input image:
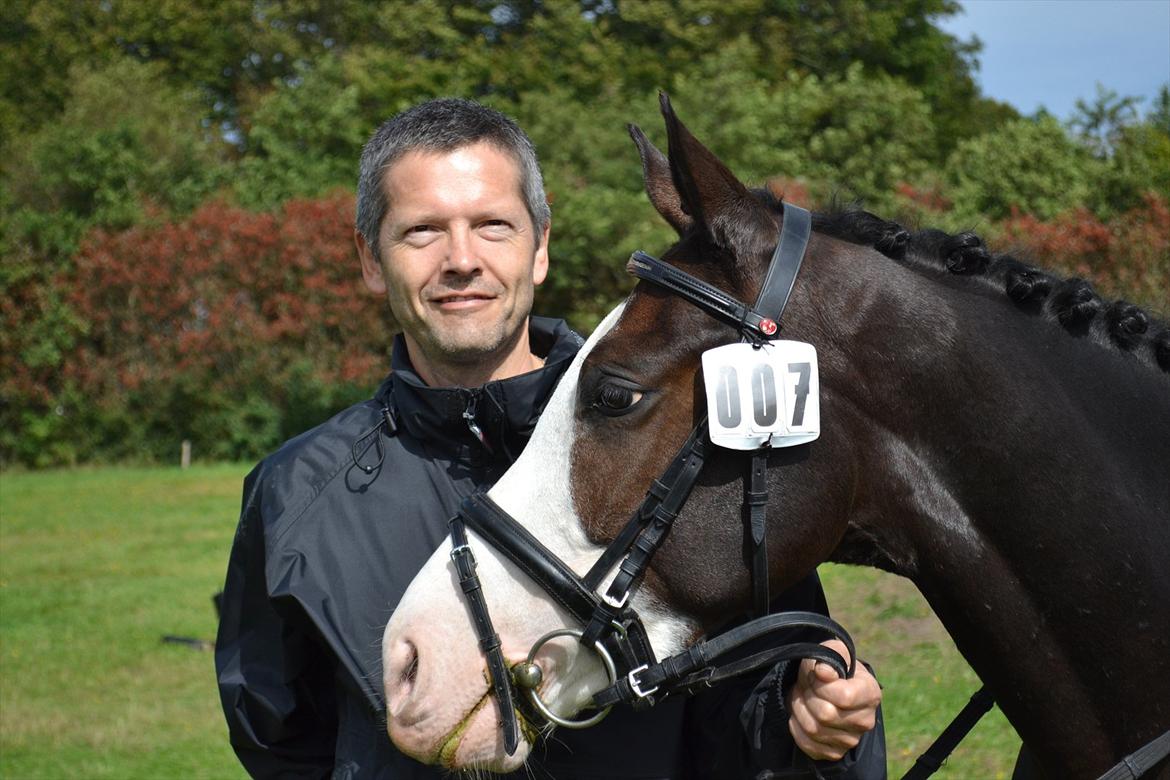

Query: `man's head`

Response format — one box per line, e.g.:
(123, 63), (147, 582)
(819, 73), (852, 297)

(355, 99), (551, 386)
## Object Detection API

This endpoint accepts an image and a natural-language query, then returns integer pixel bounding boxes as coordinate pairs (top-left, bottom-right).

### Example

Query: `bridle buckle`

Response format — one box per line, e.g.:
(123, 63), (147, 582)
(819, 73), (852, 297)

(627, 664), (659, 698)
(601, 590), (630, 610)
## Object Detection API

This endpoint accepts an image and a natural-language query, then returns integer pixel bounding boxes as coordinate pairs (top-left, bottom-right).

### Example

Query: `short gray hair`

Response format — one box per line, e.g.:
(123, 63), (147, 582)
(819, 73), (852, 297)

(356, 98), (551, 258)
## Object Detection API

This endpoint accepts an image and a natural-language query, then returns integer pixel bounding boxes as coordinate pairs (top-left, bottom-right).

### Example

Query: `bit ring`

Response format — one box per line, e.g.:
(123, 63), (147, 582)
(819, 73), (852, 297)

(516, 628), (617, 729)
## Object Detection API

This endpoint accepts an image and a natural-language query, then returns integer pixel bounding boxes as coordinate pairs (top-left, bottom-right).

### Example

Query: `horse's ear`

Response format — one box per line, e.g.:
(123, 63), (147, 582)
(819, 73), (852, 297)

(659, 92), (768, 254)
(628, 123), (693, 235)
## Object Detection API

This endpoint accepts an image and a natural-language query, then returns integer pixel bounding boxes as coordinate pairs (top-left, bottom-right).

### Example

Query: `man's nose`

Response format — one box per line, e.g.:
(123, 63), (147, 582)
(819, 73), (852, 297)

(443, 228), (481, 276)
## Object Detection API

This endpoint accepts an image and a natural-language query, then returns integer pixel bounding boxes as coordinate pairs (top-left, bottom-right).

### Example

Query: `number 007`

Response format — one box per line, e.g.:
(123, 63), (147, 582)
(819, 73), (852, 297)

(713, 362), (811, 428)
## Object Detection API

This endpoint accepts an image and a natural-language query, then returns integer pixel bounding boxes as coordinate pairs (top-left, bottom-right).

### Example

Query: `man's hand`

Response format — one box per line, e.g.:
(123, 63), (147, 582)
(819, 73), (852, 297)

(787, 640), (881, 761)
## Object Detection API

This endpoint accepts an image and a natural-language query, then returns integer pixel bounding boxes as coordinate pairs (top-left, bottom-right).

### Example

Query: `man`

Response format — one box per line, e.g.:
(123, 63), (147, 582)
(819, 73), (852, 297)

(215, 98), (883, 779)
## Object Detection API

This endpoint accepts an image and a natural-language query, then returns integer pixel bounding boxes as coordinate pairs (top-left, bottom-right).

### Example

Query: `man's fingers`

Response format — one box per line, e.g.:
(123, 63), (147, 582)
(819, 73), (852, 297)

(803, 660), (881, 711)
(788, 694), (862, 761)
(801, 639), (852, 680)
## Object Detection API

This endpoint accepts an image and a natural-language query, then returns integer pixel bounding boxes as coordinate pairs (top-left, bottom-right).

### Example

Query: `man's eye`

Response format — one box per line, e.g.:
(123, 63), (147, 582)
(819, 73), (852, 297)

(593, 383), (643, 416)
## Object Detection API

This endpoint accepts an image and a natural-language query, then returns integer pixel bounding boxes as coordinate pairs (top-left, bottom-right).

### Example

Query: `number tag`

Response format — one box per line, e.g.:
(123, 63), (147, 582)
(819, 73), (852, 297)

(701, 341), (820, 450)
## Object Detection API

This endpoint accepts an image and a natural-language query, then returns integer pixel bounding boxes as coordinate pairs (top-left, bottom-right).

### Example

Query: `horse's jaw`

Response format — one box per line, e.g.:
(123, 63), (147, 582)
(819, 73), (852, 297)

(383, 302), (698, 771)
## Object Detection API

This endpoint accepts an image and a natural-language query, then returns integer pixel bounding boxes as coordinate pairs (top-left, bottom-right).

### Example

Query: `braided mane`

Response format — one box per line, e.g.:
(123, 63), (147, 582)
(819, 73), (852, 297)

(768, 193), (1170, 375)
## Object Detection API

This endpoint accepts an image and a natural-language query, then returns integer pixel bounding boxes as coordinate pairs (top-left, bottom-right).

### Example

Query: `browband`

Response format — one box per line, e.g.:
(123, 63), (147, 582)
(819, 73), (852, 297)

(627, 201), (812, 341)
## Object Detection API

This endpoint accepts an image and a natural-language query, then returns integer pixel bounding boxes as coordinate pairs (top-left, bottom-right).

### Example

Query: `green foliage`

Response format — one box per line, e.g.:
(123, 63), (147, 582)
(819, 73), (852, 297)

(1069, 83), (1142, 158)
(1149, 85), (1170, 135)
(669, 59), (936, 212)
(2, 195), (391, 467)
(4, 59), (226, 258)
(234, 58), (368, 210)
(1098, 122), (1170, 215)
(944, 116), (1102, 223)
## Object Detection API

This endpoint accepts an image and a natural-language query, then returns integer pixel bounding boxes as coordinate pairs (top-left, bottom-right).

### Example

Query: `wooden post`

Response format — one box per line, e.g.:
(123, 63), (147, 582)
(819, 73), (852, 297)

(181, 440), (191, 469)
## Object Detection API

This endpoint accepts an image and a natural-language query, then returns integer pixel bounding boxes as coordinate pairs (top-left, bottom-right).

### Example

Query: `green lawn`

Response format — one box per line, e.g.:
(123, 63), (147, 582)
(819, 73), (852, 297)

(1, 465), (1018, 778)
(820, 564), (1020, 778)
(1, 465), (249, 779)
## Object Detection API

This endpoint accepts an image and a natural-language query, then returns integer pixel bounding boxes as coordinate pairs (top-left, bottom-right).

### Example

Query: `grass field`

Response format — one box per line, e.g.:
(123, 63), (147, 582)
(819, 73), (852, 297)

(1, 465), (1019, 778)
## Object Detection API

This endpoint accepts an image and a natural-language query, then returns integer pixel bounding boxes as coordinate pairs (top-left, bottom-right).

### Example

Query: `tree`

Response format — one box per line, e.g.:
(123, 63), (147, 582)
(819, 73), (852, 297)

(1070, 84), (1142, 158)
(945, 116), (1102, 223)
(234, 57), (367, 210)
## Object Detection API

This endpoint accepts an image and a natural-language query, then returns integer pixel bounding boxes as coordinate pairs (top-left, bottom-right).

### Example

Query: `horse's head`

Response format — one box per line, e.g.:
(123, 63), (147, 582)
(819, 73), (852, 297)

(383, 95), (862, 771)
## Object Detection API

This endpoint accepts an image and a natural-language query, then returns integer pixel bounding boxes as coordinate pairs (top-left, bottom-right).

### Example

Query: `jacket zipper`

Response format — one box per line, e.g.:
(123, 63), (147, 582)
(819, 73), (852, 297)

(462, 390), (494, 454)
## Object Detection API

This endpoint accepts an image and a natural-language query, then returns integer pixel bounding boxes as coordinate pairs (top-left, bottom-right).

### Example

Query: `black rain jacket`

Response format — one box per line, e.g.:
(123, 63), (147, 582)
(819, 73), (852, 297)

(215, 316), (885, 779)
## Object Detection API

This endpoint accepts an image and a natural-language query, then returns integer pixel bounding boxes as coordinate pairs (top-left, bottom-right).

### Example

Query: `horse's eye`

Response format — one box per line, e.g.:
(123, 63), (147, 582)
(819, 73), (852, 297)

(593, 382), (643, 416)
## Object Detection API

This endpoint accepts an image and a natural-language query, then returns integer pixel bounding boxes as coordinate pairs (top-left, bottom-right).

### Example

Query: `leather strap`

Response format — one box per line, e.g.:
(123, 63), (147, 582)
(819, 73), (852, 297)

(449, 516), (521, 754)
(581, 426), (709, 647)
(747, 452), (770, 617)
(627, 251), (780, 342)
(756, 202), (812, 318)
(582, 425), (707, 590)
(592, 611), (854, 709)
(460, 494), (600, 625)
(1096, 730), (1170, 780)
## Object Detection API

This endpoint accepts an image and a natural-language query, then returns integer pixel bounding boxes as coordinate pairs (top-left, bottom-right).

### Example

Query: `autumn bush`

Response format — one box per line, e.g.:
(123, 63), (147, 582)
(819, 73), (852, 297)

(3, 193), (393, 466)
(998, 192), (1169, 314)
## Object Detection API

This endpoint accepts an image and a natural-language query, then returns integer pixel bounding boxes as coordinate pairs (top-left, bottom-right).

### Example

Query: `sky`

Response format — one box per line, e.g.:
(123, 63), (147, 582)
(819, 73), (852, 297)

(938, 0), (1170, 120)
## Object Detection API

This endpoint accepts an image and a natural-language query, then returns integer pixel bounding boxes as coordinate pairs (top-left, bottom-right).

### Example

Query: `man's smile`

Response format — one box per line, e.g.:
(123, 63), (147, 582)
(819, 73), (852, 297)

(430, 291), (498, 310)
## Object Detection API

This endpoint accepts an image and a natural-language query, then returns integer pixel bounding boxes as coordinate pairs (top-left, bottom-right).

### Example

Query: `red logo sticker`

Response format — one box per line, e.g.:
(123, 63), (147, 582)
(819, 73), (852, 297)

(759, 319), (778, 336)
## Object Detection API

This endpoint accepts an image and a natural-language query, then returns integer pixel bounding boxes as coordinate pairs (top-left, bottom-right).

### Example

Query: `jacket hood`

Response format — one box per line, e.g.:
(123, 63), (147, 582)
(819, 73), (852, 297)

(376, 316), (583, 465)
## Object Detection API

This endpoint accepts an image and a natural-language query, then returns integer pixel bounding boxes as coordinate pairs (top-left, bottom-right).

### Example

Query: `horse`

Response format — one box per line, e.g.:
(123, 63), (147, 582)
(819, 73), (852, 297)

(382, 95), (1170, 778)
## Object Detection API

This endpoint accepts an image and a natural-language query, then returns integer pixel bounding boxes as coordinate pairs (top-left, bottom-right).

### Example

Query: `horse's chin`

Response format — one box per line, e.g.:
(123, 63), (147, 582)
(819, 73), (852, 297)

(388, 692), (534, 773)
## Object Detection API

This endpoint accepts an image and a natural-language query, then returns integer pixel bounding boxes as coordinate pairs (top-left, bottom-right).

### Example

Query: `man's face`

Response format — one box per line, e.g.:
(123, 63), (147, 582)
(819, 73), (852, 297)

(358, 142), (549, 370)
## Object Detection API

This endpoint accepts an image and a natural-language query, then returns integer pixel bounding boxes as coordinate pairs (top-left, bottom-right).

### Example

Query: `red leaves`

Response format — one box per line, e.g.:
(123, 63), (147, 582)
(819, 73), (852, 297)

(67, 191), (393, 412)
(1000, 193), (1169, 311)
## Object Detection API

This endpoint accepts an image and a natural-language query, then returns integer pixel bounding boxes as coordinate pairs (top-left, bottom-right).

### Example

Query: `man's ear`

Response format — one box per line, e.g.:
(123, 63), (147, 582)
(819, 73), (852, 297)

(532, 220), (550, 287)
(355, 229), (386, 295)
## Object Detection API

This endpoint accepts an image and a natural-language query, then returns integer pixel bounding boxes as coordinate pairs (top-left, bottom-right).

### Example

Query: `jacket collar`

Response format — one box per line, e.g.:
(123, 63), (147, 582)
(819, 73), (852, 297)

(377, 317), (583, 464)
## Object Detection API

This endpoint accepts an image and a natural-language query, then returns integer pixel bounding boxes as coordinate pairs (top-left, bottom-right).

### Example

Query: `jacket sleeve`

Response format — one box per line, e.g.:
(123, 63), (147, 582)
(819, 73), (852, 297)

(682, 573), (887, 779)
(215, 465), (338, 779)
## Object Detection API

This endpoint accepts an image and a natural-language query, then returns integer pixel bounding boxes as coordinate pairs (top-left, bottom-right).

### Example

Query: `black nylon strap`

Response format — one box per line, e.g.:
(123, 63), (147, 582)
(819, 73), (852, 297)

(448, 516), (521, 755)
(1095, 730), (1170, 780)
(900, 687), (995, 779)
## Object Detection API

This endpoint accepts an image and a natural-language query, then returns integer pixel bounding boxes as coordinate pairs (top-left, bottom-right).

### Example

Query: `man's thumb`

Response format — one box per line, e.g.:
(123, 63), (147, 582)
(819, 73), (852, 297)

(813, 659), (840, 682)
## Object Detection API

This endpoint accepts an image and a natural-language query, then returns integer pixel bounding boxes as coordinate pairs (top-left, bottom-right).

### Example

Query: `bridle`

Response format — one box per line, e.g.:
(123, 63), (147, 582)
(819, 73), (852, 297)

(447, 201), (856, 754)
(442, 201), (1170, 780)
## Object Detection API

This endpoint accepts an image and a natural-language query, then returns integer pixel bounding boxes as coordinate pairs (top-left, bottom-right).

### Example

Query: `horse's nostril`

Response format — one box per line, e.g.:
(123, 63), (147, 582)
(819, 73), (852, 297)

(387, 639), (421, 716)
(404, 646), (419, 684)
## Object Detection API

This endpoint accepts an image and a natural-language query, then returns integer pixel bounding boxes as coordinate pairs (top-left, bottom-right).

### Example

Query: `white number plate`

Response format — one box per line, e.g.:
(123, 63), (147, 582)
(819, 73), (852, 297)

(701, 341), (820, 450)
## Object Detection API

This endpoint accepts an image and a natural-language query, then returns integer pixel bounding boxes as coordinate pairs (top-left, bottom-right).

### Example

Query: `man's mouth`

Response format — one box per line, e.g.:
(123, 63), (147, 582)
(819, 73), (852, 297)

(431, 293), (496, 309)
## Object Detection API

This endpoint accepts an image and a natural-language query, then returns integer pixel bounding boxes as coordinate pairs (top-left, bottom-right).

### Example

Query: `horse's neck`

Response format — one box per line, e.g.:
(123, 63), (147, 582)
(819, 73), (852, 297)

(797, 244), (1170, 774)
